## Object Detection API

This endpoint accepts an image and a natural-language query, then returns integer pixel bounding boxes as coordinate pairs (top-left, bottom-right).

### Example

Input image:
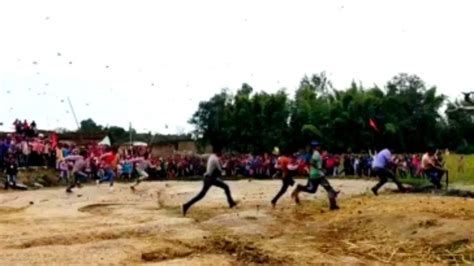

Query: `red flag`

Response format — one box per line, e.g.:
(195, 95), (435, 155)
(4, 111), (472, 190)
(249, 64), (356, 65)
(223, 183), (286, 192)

(369, 119), (379, 132)
(51, 132), (58, 148)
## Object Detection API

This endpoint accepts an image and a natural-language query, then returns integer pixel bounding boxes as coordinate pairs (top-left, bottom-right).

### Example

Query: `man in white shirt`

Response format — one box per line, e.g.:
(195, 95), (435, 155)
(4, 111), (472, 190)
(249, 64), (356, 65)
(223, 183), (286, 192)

(181, 145), (237, 216)
(129, 155), (152, 191)
(21, 140), (30, 167)
(422, 147), (447, 189)
(65, 150), (89, 193)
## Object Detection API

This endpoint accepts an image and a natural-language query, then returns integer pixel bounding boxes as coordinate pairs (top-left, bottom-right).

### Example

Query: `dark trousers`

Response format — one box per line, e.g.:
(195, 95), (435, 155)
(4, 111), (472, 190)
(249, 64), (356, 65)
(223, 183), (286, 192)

(19, 154), (29, 167)
(424, 168), (444, 189)
(271, 176), (295, 205)
(67, 172), (87, 191)
(294, 177), (338, 208)
(373, 167), (405, 192)
(5, 174), (17, 189)
(297, 177), (337, 198)
(99, 169), (115, 186)
(183, 174), (236, 210)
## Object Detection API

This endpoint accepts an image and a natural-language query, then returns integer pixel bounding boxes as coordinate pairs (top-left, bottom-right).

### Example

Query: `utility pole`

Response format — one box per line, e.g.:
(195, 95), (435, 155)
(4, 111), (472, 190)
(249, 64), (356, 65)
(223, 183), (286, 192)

(67, 97), (80, 130)
(129, 122), (133, 145)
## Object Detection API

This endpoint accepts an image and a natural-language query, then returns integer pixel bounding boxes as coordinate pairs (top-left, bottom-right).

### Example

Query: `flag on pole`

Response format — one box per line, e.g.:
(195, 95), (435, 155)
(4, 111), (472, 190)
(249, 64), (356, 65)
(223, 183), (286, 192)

(51, 132), (58, 148)
(98, 136), (111, 146)
(369, 118), (379, 132)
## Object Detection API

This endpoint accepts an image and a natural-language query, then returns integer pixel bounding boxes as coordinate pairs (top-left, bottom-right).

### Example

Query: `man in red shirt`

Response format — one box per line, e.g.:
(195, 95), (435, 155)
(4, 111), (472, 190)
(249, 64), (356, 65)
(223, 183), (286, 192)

(271, 149), (298, 208)
(97, 147), (118, 192)
(325, 154), (335, 177)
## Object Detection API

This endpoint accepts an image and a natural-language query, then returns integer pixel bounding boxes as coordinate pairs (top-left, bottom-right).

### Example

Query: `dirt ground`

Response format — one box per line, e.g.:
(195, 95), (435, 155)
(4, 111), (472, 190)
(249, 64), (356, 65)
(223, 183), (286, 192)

(0, 179), (473, 265)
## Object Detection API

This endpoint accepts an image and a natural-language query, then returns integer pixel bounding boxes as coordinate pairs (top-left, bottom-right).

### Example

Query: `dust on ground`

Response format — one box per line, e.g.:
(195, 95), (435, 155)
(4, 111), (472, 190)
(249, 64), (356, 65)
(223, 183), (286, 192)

(0, 179), (473, 265)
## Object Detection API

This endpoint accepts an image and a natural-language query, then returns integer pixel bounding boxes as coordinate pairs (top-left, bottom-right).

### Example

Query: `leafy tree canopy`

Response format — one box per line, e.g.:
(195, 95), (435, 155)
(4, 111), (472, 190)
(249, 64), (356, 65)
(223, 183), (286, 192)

(190, 73), (474, 154)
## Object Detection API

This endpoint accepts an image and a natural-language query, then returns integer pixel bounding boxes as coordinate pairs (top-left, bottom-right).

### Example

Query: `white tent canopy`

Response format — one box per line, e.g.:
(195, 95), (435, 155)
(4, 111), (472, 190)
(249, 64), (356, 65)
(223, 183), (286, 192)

(132, 141), (148, 147)
(123, 141), (148, 147)
(98, 136), (111, 146)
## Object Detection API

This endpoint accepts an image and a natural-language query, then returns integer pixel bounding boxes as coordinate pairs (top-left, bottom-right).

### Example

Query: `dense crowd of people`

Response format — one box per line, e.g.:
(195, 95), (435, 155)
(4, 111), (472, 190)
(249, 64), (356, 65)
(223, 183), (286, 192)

(0, 120), (456, 191)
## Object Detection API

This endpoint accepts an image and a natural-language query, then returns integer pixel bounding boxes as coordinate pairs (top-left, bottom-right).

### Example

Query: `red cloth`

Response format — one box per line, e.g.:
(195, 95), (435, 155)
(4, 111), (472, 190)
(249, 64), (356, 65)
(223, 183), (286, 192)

(103, 153), (117, 167)
(32, 141), (44, 153)
(369, 119), (379, 132)
(326, 157), (335, 168)
(277, 156), (290, 176)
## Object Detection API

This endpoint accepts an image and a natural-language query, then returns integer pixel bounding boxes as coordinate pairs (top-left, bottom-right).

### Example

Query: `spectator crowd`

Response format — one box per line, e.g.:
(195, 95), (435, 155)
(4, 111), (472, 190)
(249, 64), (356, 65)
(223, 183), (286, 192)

(0, 120), (457, 189)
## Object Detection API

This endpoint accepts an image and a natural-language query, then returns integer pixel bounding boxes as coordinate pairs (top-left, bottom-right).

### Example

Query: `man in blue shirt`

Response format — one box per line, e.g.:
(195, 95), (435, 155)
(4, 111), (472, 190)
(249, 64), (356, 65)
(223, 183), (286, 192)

(371, 148), (406, 195)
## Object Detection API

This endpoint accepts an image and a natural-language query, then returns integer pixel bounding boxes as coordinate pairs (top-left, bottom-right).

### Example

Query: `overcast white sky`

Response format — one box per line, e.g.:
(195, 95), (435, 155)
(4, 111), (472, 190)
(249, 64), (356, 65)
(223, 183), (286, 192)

(1, 0), (473, 133)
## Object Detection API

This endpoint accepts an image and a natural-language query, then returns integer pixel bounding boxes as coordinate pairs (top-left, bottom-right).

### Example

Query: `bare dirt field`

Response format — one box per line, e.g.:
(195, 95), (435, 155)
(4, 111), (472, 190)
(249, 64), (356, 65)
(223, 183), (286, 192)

(1, 179), (473, 265)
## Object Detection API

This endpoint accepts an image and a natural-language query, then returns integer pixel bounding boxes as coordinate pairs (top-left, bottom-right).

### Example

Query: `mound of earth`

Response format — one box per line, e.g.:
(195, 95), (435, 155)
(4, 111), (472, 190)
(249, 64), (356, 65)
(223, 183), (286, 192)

(0, 180), (472, 264)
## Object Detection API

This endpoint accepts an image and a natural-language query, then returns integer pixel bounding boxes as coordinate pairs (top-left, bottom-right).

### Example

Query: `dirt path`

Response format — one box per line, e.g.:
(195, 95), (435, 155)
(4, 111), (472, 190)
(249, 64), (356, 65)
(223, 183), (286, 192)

(0, 179), (473, 265)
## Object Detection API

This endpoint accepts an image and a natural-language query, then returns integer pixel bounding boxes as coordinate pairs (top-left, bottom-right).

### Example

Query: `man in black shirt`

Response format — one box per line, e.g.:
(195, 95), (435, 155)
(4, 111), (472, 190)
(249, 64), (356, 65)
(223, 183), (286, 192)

(4, 153), (18, 189)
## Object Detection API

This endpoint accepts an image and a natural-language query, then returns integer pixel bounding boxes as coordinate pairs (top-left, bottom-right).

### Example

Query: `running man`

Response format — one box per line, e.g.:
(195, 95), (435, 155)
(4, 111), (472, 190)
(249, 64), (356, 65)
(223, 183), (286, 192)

(371, 147), (406, 195)
(271, 150), (298, 208)
(181, 146), (238, 216)
(130, 155), (152, 191)
(97, 147), (118, 192)
(65, 150), (89, 193)
(291, 142), (340, 210)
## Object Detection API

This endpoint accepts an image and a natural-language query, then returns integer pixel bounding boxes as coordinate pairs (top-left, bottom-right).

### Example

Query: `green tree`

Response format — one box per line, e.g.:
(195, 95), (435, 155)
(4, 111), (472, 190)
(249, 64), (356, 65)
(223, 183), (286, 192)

(189, 90), (233, 149)
(445, 101), (474, 153)
(78, 119), (103, 133)
(190, 73), (469, 154)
